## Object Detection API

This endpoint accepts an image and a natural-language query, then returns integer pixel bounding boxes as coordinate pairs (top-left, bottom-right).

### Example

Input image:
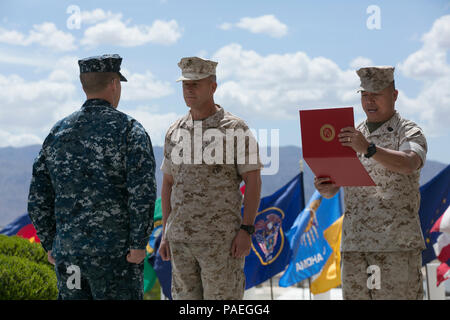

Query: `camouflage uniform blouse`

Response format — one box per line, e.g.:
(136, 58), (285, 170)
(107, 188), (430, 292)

(161, 105), (263, 244)
(342, 111), (427, 252)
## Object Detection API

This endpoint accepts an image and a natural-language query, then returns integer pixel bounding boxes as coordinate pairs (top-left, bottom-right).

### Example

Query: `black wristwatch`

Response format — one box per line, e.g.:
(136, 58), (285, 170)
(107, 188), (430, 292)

(364, 143), (377, 158)
(240, 224), (255, 235)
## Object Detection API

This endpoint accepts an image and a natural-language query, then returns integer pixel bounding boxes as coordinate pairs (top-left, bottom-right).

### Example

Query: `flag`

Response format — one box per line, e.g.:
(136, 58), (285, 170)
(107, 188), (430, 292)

(419, 165), (450, 266)
(436, 262), (450, 287)
(430, 204), (450, 287)
(279, 190), (342, 287)
(148, 232), (172, 299)
(0, 213), (40, 243)
(431, 205), (450, 234)
(143, 256), (157, 293)
(244, 173), (305, 289)
(432, 232), (450, 264)
(144, 198), (163, 293)
(146, 198), (163, 255)
(310, 215), (344, 294)
(431, 205), (450, 264)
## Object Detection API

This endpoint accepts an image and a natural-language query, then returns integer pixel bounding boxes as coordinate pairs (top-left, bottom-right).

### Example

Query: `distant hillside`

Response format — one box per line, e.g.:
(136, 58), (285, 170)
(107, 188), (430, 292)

(0, 144), (447, 227)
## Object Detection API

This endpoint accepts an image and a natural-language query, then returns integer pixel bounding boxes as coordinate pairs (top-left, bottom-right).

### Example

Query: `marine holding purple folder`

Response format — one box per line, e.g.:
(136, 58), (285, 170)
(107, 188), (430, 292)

(314, 66), (427, 300)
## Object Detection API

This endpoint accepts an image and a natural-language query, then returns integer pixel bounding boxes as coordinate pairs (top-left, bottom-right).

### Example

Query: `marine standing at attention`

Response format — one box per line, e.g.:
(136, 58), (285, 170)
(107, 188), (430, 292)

(158, 56), (263, 300)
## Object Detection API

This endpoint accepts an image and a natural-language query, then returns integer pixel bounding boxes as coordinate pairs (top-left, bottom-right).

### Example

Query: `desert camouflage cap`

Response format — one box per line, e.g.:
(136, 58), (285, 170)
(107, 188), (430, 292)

(78, 54), (127, 82)
(356, 66), (395, 93)
(176, 56), (218, 82)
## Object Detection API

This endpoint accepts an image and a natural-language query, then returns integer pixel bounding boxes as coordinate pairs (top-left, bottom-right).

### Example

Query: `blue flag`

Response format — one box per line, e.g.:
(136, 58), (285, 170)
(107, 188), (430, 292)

(419, 164), (450, 266)
(148, 233), (173, 299)
(279, 190), (342, 287)
(244, 173), (305, 289)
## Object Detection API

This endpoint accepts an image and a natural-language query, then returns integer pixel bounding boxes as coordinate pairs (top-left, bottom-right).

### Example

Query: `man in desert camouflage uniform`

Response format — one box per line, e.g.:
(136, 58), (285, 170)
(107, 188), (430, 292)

(315, 66), (427, 299)
(158, 57), (263, 299)
(27, 54), (157, 300)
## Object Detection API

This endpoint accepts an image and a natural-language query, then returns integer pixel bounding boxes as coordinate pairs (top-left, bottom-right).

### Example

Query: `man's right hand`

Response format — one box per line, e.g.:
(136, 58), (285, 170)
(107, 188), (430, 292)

(47, 250), (55, 265)
(314, 176), (340, 199)
(158, 238), (171, 261)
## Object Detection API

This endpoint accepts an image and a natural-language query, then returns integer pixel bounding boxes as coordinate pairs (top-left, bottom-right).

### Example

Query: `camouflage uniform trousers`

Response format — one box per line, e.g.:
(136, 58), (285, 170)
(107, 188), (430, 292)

(170, 241), (245, 300)
(341, 250), (424, 300)
(54, 254), (144, 300)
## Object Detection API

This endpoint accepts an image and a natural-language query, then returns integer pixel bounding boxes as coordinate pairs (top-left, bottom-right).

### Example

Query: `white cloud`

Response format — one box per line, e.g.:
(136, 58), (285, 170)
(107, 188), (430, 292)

(0, 9), (182, 51)
(212, 43), (360, 119)
(80, 13), (182, 47)
(120, 69), (174, 101)
(0, 54), (177, 148)
(48, 55), (80, 82)
(398, 46), (449, 80)
(422, 15), (450, 50)
(221, 15), (288, 38)
(123, 107), (182, 145)
(0, 51), (53, 68)
(211, 15), (450, 138)
(396, 77), (450, 137)
(397, 15), (450, 136)
(195, 50), (209, 60)
(0, 129), (43, 148)
(219, 22), (233, 31)
(0, 22), (77, 51)
(0, 70), (80, 135)
(349, 56), (374, 70)
(0, 29), (25, 45)
(80, 9), (122, 25)
(0, 70), (180, 146)
(398, 15), (450, 80)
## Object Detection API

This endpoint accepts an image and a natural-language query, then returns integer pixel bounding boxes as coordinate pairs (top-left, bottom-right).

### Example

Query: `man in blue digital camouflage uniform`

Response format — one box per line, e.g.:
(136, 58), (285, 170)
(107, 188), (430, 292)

(27, 54), (157, 300)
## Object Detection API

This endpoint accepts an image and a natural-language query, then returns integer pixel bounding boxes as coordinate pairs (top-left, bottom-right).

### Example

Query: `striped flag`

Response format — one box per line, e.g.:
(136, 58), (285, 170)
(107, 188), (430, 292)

(437, 263), (450, 286)
(431, 204), (450, 286)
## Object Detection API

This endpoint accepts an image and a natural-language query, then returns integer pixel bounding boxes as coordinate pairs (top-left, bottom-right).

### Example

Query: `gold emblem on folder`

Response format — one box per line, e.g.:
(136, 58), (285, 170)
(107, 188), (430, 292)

(320, 124), (335, 142)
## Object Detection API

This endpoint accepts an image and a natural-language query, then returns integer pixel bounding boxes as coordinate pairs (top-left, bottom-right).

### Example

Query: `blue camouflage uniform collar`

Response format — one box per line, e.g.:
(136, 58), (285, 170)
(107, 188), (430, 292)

(82, 98), (114, 108)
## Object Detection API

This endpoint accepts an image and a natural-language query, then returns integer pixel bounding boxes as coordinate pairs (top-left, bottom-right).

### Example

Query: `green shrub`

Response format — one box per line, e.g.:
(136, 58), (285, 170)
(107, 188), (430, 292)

(0, 235), (50, 266)
(0, 254), (57, 300)
(0, 235), (57, 299)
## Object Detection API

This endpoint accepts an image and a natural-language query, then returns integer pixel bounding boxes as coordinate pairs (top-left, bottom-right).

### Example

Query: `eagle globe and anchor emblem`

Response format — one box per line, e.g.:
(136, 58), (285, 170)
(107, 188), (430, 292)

(320, 124), (335, 142)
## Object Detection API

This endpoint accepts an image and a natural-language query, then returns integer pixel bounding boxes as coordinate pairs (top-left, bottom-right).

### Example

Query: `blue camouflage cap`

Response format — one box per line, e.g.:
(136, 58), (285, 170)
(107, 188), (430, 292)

(78, 54), (127, 82)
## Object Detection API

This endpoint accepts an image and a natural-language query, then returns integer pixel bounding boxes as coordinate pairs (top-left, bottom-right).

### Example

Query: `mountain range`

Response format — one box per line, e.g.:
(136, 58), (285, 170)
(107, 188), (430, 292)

(0, 144), (447, 227)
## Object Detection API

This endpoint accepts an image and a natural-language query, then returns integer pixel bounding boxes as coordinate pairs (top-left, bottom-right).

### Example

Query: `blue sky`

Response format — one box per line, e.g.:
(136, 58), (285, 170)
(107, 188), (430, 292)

(0, 0), (449, 164)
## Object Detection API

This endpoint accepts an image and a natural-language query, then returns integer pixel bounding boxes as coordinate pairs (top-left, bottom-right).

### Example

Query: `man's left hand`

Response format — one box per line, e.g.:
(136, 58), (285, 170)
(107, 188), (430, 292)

(231, 229), (252, 258)
(127, 249), (146, 264)
(338, 127), (369, 154)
